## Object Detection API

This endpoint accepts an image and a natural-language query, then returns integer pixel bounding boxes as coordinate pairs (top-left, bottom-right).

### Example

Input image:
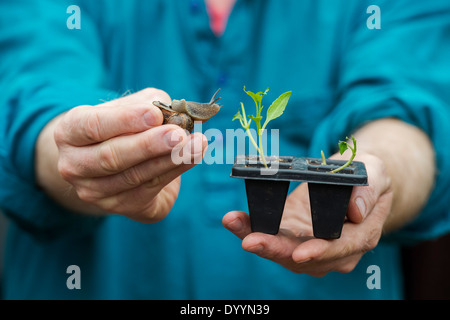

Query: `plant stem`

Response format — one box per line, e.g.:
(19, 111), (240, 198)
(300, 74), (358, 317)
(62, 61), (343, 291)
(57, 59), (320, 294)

(321, 150), (327, 165)
(330, 138), (357, 173)
(246, 128), (262, 156)
(258, 129), (268, 168)
(240, 102), (248, 125)
(254, 94), (268, 168)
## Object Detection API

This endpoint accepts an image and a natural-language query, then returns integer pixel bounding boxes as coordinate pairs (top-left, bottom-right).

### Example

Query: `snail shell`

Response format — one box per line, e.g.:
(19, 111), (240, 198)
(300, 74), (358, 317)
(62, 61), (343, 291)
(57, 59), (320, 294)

(152, 88), (222, 133)
(166, 111), (194, 133)
(154, 103), (194, 133)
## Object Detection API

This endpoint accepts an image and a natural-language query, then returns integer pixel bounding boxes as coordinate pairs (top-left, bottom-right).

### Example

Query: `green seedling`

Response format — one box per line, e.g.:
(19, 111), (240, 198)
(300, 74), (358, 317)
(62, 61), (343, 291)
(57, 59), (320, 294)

(321, 150), (327, 165)
(321, 136), (357, 173)
(233, 87), (292, 168)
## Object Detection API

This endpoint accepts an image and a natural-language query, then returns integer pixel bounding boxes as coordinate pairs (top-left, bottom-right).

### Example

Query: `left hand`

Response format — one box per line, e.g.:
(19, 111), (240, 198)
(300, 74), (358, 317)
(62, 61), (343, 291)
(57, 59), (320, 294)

(222, 153), (393, 277)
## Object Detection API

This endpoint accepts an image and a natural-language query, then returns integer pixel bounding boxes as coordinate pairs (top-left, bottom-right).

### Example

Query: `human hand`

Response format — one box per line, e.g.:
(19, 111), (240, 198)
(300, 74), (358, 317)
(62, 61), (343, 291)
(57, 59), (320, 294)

(223, 153), (393, 276)
(52, 88), (207, 223)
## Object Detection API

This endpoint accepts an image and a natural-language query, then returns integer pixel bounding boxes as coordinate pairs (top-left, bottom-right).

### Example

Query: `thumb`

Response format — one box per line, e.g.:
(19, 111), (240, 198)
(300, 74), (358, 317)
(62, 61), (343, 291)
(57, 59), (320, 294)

(55, 88), (169, 147)
(346, 154), (391, 223)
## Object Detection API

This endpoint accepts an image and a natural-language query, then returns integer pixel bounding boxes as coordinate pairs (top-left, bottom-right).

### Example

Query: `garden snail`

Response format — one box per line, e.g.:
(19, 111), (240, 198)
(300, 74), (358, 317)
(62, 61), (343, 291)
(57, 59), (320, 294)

(152, 88), (222, 133)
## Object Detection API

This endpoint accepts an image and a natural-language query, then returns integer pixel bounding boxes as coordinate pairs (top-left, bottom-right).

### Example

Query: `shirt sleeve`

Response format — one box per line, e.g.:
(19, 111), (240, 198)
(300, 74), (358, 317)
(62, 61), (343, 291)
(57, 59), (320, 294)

(309, 1), (450, 244)
(0, 0), (116, 239)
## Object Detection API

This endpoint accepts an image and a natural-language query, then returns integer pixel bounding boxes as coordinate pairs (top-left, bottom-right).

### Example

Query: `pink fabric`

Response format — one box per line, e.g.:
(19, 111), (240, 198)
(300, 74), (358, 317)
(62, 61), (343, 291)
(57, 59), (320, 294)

(205, 0), (236, 36)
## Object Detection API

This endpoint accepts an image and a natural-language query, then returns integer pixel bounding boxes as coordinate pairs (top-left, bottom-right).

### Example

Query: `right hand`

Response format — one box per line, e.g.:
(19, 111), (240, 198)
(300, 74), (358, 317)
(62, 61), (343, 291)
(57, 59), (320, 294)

(52, 88), (208, 223)
(223, 152), (392, 277)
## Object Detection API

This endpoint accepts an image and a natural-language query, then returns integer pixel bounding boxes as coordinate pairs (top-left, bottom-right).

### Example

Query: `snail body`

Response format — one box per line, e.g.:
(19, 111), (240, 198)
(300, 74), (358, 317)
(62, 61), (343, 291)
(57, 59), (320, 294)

(153, 88), (222, 133)
(159, 108), (194, 133)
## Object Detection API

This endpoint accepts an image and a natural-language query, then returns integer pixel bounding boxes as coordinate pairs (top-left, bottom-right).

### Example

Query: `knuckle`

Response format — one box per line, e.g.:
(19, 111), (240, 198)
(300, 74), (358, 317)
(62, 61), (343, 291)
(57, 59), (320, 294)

(64, 105), (102, 143)
(368, 155), (392, 192)
(121, 166), (144, 187)
(75, 180), (105, 204)
(143, 176), (161, 189)
(53, 120), (66, 146)
(57, 158), (78, 181)
(53, 108), (81, 145)
(76, 187), (97, 204)
(97, 144), (121, 173)
(83, 111), (103, 143)
(360, 184), (376, 202)
(339, 243), (354, 259)
(95, 198), (117, 213)
(362, 231), (381, 253)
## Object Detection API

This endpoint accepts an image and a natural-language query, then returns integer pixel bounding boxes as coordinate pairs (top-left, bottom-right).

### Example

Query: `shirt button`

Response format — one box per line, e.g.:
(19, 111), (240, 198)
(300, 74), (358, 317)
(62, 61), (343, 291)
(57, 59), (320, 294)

(189, 0), (201, 14)
(217, 72), (228, 86)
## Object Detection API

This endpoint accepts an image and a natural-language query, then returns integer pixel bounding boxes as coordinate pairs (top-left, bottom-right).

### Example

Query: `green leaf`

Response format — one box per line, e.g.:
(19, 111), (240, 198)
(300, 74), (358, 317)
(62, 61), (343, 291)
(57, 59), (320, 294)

(232, 111), (243, 122)
(338, 141), (349, 155)
(248, 115), (262, 123)
(243, 86), (269, 115)
(243, 87), (259, 104)
(233, 109), (252, 129)
(261, 91), (291, 131)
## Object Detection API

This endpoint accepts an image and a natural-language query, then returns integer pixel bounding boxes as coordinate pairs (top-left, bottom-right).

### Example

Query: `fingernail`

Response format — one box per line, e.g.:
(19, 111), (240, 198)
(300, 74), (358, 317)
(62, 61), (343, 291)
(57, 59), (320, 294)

(355, 197), (367, 219)
(296, 257), (311, 264)
(143, 110), (159, 126)
(164, 129), (184, 148)
(227, 218), (243, 232)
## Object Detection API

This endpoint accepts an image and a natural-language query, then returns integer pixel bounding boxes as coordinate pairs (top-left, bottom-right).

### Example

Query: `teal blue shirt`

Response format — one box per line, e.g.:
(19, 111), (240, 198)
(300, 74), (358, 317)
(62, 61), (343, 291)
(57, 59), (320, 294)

(1, 0), (450, 299)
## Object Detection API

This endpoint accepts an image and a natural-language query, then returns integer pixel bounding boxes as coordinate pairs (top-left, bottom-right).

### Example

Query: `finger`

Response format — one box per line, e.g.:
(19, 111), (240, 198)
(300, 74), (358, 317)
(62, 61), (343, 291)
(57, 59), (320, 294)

(62, 125), (188, 178)
(103, 87), (171, 109)
(56, 88), (170, 147)
(292, 192), (390, 264)
(93, 135), (208, 218)
(78, 153), (179, 199)
(169, 132), (208, 166)
(223, 211), (310, 262)
(241, 232), (302, 261)
(78, 133), (206, 197)
(108, 177), (182, 224)
(222, 211), (252, 240)
(291, 238), (331, 263)
(346, 155), (392, 223)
